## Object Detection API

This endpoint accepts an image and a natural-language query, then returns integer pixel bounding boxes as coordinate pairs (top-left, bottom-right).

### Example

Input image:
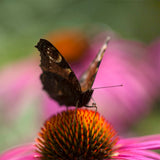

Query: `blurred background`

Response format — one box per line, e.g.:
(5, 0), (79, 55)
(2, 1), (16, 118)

(0, 0), (160, 153)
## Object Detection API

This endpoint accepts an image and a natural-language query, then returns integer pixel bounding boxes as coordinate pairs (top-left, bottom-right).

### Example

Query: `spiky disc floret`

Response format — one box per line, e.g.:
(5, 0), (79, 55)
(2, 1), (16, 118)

(36, 109), (118, 160)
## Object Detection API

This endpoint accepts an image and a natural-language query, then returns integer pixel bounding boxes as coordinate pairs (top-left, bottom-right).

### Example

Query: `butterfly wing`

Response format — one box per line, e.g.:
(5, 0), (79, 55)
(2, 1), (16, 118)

(80, 37), (110, 92)
(35, 39), (82, 106)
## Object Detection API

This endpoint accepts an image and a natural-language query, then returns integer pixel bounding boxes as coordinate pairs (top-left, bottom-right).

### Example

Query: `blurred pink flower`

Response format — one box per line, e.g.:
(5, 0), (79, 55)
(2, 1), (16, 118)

(0, 33), (158, 135)
(0, 57), (65, 121)
(147, 38), (160, 90)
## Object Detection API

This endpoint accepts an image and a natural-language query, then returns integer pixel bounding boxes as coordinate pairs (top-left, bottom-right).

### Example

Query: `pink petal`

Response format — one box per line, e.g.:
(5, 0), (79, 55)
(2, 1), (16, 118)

(0, 144), (39, 160)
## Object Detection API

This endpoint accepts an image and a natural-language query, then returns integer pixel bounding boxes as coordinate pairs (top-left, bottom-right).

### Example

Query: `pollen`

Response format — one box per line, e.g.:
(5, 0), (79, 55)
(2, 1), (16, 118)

(35, 109), (118, 160)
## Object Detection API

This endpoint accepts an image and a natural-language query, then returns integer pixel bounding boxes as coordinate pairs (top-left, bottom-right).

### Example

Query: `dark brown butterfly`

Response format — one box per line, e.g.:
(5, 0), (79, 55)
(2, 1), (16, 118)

(35, 37), (110, 109)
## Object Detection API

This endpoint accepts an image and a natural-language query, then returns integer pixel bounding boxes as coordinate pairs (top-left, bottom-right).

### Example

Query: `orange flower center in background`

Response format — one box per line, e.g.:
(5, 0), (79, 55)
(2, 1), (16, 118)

(47, 30), (89, 62)
(36, 109), (118, 160)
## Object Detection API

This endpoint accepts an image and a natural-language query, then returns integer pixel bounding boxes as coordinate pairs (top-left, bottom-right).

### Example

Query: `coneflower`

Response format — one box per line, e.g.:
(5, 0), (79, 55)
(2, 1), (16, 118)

(1, 109), (160, 160)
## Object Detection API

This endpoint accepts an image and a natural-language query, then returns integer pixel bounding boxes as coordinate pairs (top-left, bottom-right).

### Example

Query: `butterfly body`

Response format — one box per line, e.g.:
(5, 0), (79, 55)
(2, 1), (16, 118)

(35, 37), (109, 108)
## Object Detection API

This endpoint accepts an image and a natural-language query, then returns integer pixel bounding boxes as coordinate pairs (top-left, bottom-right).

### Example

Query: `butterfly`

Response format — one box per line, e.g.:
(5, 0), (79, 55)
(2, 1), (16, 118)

(35, 37), (110, 109)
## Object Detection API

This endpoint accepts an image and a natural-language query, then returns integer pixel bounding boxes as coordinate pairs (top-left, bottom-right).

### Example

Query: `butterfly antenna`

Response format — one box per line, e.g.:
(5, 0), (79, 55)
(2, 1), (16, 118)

(93, 84), (123, 90)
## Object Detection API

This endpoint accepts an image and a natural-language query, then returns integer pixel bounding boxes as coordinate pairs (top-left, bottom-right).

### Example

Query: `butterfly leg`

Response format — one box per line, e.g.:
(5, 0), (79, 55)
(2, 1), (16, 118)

(72, 100), (79, 124)
(86, 102), (97, 119)
(85, 102), (97, 112)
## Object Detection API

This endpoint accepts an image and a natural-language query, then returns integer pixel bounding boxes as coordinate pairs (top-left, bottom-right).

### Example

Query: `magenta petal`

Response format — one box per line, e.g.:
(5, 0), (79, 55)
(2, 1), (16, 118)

(0, 144), (39, 160)
(115, 135), (160, 160)
(132, 150), (160, 159)
(119, 135), (160, 144)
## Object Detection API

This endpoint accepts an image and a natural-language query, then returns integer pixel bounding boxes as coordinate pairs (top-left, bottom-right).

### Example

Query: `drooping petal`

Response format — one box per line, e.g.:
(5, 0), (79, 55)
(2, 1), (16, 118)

(0, 144), (39, 160)
(114, 135), (160, 160)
